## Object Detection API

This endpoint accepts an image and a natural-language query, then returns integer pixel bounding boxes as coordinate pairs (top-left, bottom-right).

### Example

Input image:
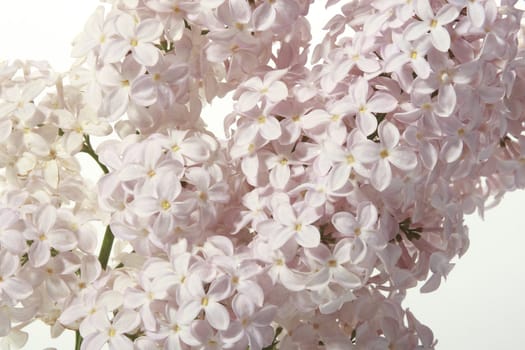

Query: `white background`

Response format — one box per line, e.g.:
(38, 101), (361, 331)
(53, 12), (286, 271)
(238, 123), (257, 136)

(0, 1), (524, 349)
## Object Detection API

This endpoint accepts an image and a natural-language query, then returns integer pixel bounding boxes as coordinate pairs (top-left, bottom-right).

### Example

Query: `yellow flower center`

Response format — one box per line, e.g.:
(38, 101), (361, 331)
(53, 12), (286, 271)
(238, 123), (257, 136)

(108, 328), (116, 337)
(161, 200), (171, 210)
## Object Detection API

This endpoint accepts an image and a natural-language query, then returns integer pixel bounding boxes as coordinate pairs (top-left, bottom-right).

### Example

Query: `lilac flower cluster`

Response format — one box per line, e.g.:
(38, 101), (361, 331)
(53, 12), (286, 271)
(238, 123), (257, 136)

(0, 0), (524, 349)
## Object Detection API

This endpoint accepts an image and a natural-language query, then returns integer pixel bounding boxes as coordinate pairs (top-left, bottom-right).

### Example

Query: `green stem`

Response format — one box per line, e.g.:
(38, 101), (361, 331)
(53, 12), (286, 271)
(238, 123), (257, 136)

(76, 135), (113, 350)
(98, 225), (114, 270)
(81, 135), (109, 174)
(75, 330), (82, 350)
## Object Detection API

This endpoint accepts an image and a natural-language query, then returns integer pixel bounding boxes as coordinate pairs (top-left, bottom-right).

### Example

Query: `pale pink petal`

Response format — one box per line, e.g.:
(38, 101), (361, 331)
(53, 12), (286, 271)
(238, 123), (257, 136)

(81, 332), (108, 350)
(133, 43), (160, 66)
(0, 119), (12, 142)
(205, 302), (230, 330)
(36, 205), (56, 234)
(431, 26), (451, 52)
(352, 77), (369, 104)
(131, 196), (160, 215)
(29, 241), (50, 267)
(415, 0), (434, 20)
(252, 305), (277, 326)
(332, 212), (357, 235)
(113, 310), (141, 334)
(266, 81), (288, 103)
(479, 86), (505, 104)
(278, 266), (305, 291)
(333, 267), (361, 288)
(208, 276), (232, 301)
(46, 276), (70, 300)
(356, 112), (378, 136)
(437, 84), (456, 116)
(295, 225), (320, 248)
(256, 220), (283, 239)
(420, 141), (438, 169)
(436, 4), (459, 25)
(48, 229), (77, 251)
(371, 160), (391, 191)
(379, 122), (400, 150)
(182, 138), (210, 161)
(353, 142), (380, 163)
(328, 164), (351, 191)
(307, 268), (330, 289)
(109, 335), (134, 350)
(389, 148), (418, 170)
(131, 77), (157, 106)
(263, 69), (288, 84)
(238, 91), (260, 111)
(252, 2), (275, 31)
(136, 19), (163, 42)
(259, 116), (281, 140)
(81, 256), (101, 284)
(359, 203), (378, 228)
(269, 164), (290, 189)
(412, 58), (431, 79)
(403, 22), (428, 41)
(116, 14), (136, 39)
(241, 154), (259, 180)
(0, 252), (18, 277)
(301, 109), (329, 129)
(384, 52), (409, 73)
(124, 289), (147, 309)
(467, 1), (485, 28)
(357, 58), (380, 72)
(229, 0), (251, 23)
(243, 76), (263, 90)
(368, 92), (398, 113)
(0, 309), (10, 336)
(98, 290), (124, 311)
(274, 204), (295, 227)
(441, 138), (463, 163)
(270, 227), (295, 249)
(102, 39), (131, 63)
(2, 277), (32, 300)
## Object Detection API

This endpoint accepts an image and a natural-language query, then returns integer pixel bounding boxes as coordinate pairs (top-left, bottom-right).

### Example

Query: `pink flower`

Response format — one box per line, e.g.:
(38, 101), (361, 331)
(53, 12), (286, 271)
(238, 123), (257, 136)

(23, 205), (77, 267)
(252, 0), (300, 31)
(403, 0), (459, 52)
(384, 36), (432, 79)
(223, 294), (277, 350)
(102, 14), (163, 66)
(236, 69), (288, 112)
(305, 240), (362, 290)
(180, 274), (232, 331)
(353, 122), (417, 191)
(332, 202), (387, 260)
(449, 0), (485, 28)
(343, 77), (398, 136)
(0, 250), (32, 302)
(80, 310), (141, 350)
(256, 200), (321, 249)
